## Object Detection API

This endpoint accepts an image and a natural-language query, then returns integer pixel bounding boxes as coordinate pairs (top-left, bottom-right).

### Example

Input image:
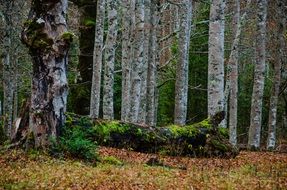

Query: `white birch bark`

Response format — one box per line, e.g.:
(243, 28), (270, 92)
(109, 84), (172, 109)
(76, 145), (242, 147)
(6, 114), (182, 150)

(208, 0), (226, 119)
(128, 0), (145, 123)
(248, 0), (267, 150)
(121, 0), (133, 122)
(267, 0), (285, 150)
(146, 0), (159, 126)
(174, 0), (192, 125)
(90, 0), (106, 119)
(103, 0), (118, 120)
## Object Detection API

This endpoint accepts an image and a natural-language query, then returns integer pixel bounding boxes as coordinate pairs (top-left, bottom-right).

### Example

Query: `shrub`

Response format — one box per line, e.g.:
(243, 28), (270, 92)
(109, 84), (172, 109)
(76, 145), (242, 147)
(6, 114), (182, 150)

(49, 125), (98, 162)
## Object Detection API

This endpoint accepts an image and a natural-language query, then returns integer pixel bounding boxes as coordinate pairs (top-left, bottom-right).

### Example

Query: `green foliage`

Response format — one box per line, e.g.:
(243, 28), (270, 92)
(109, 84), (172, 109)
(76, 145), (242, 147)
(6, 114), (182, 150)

(50, 123), (98, 162)
(0, 120), (6, 145)
(61, 32), (75, 43)
(167, 124), (200, 138)
(92, 121), (130, 143)
(188, 2), (210, 123)
(83, 18), (96, 27)
(101, 156), (123, 166)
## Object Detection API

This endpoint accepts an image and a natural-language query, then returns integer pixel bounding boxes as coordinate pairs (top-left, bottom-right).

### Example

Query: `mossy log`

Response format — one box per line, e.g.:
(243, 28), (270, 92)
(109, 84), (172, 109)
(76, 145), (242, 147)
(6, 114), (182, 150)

(66, 112), (239, 158)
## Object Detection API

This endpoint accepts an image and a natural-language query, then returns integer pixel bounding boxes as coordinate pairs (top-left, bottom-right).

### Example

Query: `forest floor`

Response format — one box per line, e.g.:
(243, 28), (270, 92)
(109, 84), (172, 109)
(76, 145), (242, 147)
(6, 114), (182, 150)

(0, 147), (286, 190)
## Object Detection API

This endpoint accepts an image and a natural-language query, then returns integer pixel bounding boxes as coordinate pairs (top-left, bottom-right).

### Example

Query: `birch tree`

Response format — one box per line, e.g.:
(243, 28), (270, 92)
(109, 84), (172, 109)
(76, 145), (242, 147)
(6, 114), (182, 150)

(266, 0), (285, 150)
(207, 0), (226, 120)
(174, 0), (192, 125)
(102, 0), (118, 120)
(22, 0), (70, 148)
(248, 0), (267, 150)
(90, 0), (106, 119)
(128, 0), (145, 123)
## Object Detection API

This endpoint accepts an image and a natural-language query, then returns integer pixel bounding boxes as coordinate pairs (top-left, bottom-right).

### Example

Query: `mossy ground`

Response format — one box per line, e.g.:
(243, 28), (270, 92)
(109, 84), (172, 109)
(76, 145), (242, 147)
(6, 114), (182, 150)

(0, 148), (286, 190)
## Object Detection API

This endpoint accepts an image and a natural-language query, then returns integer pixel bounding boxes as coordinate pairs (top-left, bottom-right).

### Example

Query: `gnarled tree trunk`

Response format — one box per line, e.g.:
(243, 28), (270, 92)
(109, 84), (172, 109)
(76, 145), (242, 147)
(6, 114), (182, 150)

(21, 0), (70, 148)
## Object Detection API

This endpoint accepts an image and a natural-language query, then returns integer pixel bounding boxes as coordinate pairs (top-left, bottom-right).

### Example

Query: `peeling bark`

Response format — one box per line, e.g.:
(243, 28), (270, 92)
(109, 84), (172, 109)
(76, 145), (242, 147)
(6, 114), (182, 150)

(21, 0), (70, 148)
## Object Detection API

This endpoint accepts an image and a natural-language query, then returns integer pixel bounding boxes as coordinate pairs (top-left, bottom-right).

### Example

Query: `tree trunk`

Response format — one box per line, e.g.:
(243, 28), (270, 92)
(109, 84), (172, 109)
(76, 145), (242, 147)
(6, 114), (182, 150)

(67, 111), (238, 158)
(174, 0), (192, 125)
(146, 0), (159, 127)
(248, 0), (267, 150)
(138, 0), (151, 124)
(121, 0), (133, 122)
(2, 0), (15, 139)
(102, 0), (118, 120)
(208, 0), (226, 120)
(21, 0), (70, 148)
(128, 0), (145, 123)
(267, 0), (285, 150)
(225, 0), (251, 146)
(90, 0), (106, 119)
(73, 1), (97, 115)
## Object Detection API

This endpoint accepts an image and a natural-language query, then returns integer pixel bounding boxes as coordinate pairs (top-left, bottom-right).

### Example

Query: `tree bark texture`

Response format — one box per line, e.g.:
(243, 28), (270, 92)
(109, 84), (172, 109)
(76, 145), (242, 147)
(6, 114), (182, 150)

(267, 0), (285, 150)
(146, 0), (159, 127)
(128, 0), (145, 123)
(226, 0), (251, 146)
(208, 0), (226, 119)
(2, 0), (15, 139)
(103, 0), (118, 120)
(90, 0), (106, 119)
(138, 0), (151, 124)
(121, 0), (133, 122)
(248, 0), (267, 150)
(174, 0), (192, 125)
(22, 0), (70, 148)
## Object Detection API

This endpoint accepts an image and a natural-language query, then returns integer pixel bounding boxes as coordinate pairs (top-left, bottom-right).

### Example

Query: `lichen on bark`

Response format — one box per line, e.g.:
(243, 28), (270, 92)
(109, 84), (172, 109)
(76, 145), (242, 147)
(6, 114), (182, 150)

(21, 0), (70, 148)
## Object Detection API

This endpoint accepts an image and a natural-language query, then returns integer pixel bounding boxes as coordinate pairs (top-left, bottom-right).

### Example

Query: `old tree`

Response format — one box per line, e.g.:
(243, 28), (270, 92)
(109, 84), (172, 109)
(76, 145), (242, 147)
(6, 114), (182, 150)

(20, 0), (71, 148)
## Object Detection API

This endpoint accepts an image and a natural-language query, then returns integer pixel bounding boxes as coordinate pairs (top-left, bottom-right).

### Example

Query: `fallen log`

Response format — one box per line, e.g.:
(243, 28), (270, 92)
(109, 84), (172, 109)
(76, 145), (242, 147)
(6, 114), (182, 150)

(66, 111), (239, 158)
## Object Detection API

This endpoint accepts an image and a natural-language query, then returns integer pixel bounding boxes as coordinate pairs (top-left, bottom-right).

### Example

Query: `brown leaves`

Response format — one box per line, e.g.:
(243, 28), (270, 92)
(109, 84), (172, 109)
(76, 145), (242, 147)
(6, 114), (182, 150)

(0, 148), (286, 189)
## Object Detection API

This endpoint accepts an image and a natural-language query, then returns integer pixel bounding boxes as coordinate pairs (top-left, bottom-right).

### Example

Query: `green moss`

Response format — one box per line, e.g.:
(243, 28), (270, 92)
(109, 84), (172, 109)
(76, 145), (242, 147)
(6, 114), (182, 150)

(190, 118), (212, 129)
(167, 124), (199, 138)
(61, 32), (75, 43)
(83, 18), (96, 27)
(210, 139), (228, 152)
(101, 156), (123, 166)
(218, 127), (229, 138)
(93, 121), (130, 143)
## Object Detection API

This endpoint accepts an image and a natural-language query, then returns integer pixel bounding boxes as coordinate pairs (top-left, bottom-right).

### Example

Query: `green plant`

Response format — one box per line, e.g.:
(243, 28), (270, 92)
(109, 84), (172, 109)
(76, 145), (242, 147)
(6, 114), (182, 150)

(49, 125), (98, 162)
(101, 156), (123, 166)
